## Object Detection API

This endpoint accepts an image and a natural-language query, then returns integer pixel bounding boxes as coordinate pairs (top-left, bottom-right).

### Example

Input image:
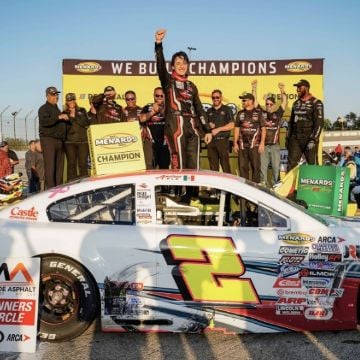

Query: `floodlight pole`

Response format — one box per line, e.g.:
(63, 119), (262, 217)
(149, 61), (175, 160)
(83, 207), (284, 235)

(24, 110), (34, 143)
(11, 108), (22, 141)
(0, 105), (10, 141)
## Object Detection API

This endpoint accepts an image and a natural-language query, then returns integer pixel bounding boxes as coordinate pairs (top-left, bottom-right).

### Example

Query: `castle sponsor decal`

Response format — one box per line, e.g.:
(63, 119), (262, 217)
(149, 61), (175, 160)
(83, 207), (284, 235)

(9, 207), (38, 221)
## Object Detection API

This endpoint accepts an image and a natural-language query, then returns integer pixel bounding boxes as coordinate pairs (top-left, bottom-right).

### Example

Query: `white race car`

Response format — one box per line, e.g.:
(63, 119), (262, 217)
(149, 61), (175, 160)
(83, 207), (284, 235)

(0, 169), (360, 341)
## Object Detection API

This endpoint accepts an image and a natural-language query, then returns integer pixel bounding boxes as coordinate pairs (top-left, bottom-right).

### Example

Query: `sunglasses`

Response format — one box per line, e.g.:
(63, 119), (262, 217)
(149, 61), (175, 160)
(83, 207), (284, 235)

(155, 94), (164, 98)
(242, 99), (248, 102)
(212, 96), (220, 100)
(125, 97), (135, 101)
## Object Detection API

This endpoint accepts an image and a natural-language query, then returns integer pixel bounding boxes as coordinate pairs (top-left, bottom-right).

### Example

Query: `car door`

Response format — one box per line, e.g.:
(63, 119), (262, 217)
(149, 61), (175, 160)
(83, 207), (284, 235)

(153, 182), (289, 332)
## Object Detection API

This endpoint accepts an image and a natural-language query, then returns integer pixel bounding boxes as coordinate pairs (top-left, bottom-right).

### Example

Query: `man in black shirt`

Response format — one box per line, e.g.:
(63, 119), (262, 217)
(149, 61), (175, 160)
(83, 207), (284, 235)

(287, 79), (324, 170)
(206, 89), (234, 173)
(38, 86), (69, 189)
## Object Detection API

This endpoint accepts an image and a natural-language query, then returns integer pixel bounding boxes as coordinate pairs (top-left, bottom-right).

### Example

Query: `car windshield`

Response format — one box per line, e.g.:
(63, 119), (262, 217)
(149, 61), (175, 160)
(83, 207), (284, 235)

(244, 179), (329, 225)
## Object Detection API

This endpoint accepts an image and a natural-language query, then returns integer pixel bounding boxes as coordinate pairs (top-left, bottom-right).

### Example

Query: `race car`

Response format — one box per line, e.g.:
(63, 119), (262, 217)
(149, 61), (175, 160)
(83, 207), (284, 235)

(0, 169), (360, 342)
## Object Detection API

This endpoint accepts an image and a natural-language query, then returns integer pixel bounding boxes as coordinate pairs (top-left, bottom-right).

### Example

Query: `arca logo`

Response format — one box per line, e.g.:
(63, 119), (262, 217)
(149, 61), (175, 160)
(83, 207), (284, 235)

(0, 263), (33, 284)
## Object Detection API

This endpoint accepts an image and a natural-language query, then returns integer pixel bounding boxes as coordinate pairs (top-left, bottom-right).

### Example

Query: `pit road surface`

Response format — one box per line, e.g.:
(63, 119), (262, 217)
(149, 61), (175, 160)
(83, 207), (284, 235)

(1, 322), (360, 360)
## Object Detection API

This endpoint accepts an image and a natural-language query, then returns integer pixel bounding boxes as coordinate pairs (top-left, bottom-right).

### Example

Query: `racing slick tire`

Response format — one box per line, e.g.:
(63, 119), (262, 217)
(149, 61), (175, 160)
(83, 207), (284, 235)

(38, 256), (98, 342)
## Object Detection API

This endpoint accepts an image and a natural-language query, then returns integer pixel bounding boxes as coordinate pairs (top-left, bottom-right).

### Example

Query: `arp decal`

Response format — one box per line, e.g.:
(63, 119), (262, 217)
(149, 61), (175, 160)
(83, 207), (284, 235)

(160, 235), (259, 304)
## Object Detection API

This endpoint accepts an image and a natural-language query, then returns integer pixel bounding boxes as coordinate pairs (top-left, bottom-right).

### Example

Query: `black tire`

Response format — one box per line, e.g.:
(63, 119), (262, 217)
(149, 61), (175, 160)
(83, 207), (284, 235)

(38, 256), (98, 342)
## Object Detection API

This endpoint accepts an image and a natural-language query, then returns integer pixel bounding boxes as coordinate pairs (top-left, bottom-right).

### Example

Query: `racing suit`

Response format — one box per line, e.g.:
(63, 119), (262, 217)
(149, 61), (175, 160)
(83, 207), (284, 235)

(235, 108), (266, 183)
(260, 107), (284, 186)
(287, 97), (324, 170)
(155, 42), (211, 169)
(141, 104), (170, 169)
(90, 94), (125, 124)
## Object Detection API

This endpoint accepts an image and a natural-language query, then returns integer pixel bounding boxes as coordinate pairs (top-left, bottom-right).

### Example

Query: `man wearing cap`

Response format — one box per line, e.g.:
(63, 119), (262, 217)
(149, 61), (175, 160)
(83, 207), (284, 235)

(38, 86), (70, 189)
(286, 79), (324, 170)
(89, 86), (125, 124)
(252, 81), (287, 186)
(233, 92), (266, 183)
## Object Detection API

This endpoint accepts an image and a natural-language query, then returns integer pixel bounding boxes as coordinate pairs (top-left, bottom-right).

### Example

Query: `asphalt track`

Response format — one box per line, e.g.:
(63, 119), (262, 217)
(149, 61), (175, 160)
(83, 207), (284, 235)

(1, 321), (360, 360)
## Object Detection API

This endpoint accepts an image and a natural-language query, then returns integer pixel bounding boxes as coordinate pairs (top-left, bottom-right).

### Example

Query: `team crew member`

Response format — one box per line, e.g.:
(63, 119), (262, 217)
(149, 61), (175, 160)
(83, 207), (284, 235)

(124, 90), (142, 122)
(233, 92), (266, 183)
(206, 89), (234, 173)
(89, 85), (125, 124)
(286, 79), (324, 170)
(252, 82), (287, 186)
(63, 93), (90, 181)
(140, 87), (170, 169)
(38, 86), (69, 189)
(154, 29), (212, 170)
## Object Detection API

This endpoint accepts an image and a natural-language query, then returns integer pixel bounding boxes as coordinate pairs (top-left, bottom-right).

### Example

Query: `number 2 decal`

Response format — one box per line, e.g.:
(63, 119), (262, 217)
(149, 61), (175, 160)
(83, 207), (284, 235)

(160, 235), (260, 304)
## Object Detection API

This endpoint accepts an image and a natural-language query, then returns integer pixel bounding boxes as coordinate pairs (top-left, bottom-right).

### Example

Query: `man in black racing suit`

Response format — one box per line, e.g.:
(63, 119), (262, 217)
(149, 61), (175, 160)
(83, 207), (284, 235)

(154, 29), (212, 170)
(287, 79), (324, 170)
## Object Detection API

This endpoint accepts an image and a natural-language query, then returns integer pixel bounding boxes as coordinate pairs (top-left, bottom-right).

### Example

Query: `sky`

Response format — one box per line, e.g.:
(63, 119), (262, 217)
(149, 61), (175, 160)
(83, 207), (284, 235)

(0, 0), (359, 139)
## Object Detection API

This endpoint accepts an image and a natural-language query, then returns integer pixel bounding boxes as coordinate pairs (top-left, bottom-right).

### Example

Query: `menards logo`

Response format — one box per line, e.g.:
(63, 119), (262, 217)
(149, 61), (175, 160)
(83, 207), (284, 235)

(278, 233), (315, 245)
(95, 133), (138, 149)
(285, 61), (312, 73)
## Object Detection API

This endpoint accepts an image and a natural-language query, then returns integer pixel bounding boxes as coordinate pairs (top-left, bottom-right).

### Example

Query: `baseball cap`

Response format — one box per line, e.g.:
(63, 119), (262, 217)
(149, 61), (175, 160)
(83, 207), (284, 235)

(293, 79), (310, 87)
(0, 141), (8, 148)
(65, 93), (76, 101)
(266, 95), (276, 104)
(104, 85), (115, 93)
(46, 86), (61, 95)
(239, 92), (255, 101)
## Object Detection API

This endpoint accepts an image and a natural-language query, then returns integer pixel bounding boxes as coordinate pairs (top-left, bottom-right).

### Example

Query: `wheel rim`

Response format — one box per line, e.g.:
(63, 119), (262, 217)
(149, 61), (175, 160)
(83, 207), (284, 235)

(41, 273), (80, 325)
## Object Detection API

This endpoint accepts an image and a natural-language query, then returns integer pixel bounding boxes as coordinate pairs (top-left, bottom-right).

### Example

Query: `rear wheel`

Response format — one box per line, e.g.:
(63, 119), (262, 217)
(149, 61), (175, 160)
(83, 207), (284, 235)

(38, 256), (98, 342)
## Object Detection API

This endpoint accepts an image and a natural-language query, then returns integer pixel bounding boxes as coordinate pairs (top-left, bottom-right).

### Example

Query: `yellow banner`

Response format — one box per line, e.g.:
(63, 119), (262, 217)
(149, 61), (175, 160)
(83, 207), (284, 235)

(88, 122), (145, 175)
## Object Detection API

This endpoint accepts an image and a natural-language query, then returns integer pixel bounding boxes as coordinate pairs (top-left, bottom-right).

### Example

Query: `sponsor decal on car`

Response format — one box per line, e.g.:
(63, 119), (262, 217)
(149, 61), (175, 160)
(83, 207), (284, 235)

(276, 305), (304, 315)
(304, 307), (333, 320)
(306, 296), (335, 308)
(273, 278), (302, 288)
(276, 288), (307, 297)
(299, 269), (336, 278)
(311, 243), (340, 253)
(278, 256), (305, 265)
(276, 297), (306, 305)
(279, 246), (309, 255)
(279, 265), (300, 277)
(278, 233), (315, 245)
(307, 287), (344, 298)
(308, 253), (342, 262)
(301, 277), (332, 288)
(9, 207), (38, 221)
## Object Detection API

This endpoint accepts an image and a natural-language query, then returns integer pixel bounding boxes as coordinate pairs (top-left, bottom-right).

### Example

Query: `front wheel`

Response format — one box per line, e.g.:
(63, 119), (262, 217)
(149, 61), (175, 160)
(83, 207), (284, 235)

(38, 256), (98, 342)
